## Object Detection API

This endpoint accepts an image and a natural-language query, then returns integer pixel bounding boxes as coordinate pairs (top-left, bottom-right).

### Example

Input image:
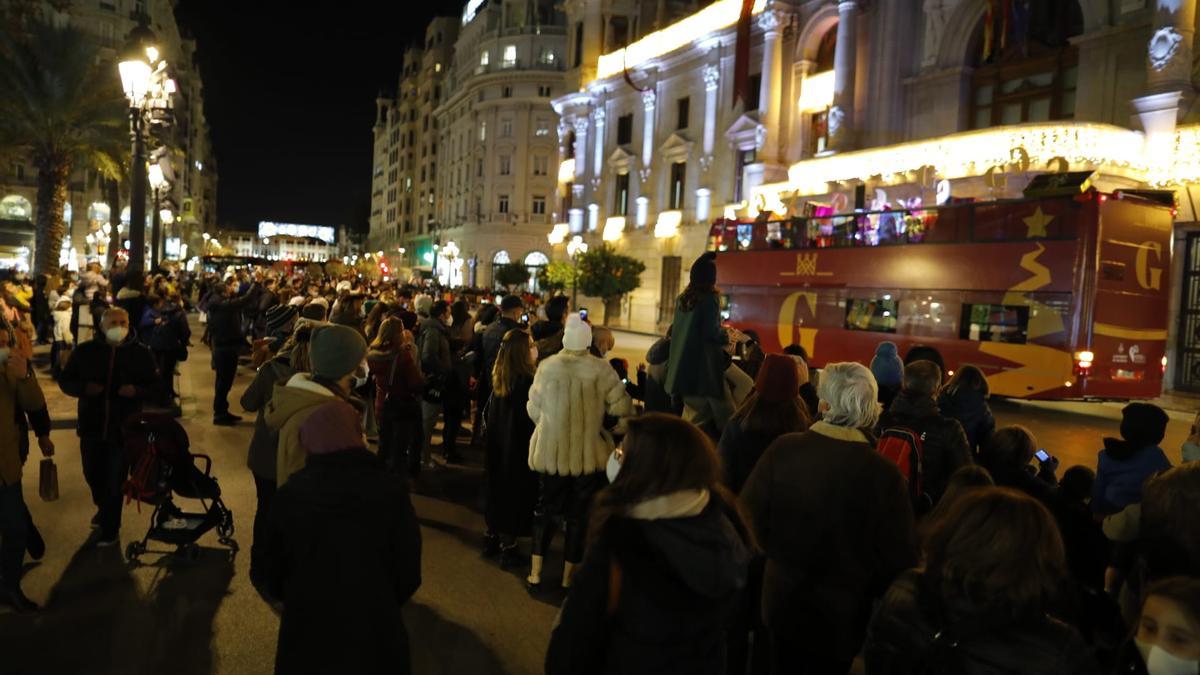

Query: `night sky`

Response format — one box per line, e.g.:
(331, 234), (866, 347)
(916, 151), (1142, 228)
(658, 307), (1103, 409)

(174, 0), (461, 233)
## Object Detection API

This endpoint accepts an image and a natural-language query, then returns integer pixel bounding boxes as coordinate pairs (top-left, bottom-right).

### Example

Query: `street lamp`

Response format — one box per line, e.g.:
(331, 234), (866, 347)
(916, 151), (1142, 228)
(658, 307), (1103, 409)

(566, 235), (588, 309)
(118, 21), (173, 276)
(147, 161), (168, 270)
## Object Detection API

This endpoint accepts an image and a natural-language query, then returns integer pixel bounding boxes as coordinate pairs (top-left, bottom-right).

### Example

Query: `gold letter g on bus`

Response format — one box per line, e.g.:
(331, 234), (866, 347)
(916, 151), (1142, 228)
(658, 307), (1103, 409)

(1135, 241), (1163, 291)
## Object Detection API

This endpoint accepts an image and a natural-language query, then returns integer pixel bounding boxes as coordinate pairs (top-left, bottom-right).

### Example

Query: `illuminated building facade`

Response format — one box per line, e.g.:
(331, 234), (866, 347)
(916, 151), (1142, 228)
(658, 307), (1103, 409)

(554, 0), (1200, 393)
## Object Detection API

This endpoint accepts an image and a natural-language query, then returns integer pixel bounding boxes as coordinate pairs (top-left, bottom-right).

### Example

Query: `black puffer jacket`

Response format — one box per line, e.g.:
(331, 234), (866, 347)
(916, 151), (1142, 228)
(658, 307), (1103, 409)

(937, 387), (995, 455)
(877, 393), (973, 505)
(546, 497), (751, 675)
(864, 570), (1098, 675)
(58, 332), (159, 442)
(642, 337), (680, 415)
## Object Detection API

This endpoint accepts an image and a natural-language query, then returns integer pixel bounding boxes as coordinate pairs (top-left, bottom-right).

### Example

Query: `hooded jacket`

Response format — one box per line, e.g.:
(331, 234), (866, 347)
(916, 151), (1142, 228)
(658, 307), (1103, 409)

(527, 349), (634, 476)
(265, 373), (346, 485)
(864, 570), (1097, 675)
(240, 357), (296, 481)
(58, 330), (159, 443)
(1092, 439), (1171, 516)
(665, 292), (727, 399)
(877, 392), (973, 506)
(366, 346), (424, 417)
(417, 317), (451, 377)
(546, 495), (751, 675)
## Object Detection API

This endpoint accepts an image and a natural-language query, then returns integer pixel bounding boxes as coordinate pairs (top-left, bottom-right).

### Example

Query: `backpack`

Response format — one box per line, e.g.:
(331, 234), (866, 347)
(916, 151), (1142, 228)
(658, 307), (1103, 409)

(877, 426), (929, 510)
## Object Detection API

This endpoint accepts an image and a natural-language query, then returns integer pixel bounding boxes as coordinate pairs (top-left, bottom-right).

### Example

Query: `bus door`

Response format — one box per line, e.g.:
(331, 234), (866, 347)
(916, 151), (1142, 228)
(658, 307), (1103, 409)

(1085, 198), (1173, 397)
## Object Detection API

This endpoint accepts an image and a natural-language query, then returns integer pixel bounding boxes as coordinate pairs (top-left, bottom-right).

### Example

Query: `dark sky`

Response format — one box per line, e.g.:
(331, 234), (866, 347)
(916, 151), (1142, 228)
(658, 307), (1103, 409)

(174, 0), (461, 233)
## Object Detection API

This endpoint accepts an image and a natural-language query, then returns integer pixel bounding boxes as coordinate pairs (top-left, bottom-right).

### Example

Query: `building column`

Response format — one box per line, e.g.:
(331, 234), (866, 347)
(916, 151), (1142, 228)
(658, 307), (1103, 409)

(1134, 0), (1198, 157)
(573, 117), (589, 182)
(701, 62), (720, 172)
(640, 89), (656, 183)
(828, 0), (858, 153)
(757, 9), (785, 163)
(592, 106), (606, 180)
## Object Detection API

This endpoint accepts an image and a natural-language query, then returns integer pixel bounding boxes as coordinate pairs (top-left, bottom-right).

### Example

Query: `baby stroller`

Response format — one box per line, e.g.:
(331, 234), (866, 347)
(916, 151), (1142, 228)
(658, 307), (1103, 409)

(121, 413), (238, 564)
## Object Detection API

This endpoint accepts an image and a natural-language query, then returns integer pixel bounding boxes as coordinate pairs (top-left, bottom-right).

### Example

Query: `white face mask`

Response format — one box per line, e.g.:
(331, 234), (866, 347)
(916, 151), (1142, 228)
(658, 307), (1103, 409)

(1183, 441), (1200, 464)
(606, 450), (622, 483)
(0, 347), (9, 365)
(444, 315), (454, 327)
(105, 326), (128, 344)
(1145, 643), (1200, 675)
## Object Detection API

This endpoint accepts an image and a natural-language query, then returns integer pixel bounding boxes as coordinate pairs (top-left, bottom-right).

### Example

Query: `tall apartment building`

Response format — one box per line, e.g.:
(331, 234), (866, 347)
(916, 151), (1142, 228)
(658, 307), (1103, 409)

(0, 0), (217, 270)
(430, 0), (566, 288)
(369, 17), (458, 268)
(552, 0), (1200, 376)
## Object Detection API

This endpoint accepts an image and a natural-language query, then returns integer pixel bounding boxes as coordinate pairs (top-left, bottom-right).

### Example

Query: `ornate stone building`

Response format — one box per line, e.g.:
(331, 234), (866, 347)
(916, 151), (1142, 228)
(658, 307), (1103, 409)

(552, 0), (1200, 393)
(0, 0), (217, 270)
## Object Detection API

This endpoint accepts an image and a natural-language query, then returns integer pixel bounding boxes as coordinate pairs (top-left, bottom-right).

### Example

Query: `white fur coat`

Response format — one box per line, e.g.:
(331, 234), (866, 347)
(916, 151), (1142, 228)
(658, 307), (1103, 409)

(527, 349), (633, 476)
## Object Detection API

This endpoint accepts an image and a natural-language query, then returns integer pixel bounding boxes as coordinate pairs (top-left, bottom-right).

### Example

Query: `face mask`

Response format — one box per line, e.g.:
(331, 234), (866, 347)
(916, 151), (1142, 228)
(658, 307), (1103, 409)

(606, 450), (622, 483)
(1183, 441), (1200, 464)
(105, 326), (128, 344)
(0, 347), (9, 365)
(444, 316), (454, 327)
(1145, 644), (1200, 675)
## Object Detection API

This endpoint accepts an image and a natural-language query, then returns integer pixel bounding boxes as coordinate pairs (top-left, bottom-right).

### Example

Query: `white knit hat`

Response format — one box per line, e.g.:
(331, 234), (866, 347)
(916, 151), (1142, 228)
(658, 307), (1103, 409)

(562, 313), (592, 351)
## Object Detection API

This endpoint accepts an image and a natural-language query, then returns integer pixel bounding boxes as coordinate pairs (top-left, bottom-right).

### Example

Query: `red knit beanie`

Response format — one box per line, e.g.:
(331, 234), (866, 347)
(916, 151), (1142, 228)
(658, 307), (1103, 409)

(300, 400), (366, 455)
(755, 353), (801, 403)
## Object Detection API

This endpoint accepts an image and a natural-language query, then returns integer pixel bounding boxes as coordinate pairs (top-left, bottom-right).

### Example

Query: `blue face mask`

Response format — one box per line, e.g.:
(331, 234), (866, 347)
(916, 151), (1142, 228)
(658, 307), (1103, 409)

(1182, 441), (1200, 464)
(606, 450), (621, 483)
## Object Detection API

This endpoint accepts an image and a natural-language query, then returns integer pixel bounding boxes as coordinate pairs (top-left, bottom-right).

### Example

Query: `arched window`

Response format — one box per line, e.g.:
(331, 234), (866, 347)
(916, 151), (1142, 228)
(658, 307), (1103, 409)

(806, 24), (838, 156)
(523, 251), (549, 266)
(969, 3), (1084, 129)
(493, 250), (510, 264)
(0, 195), (32, 221)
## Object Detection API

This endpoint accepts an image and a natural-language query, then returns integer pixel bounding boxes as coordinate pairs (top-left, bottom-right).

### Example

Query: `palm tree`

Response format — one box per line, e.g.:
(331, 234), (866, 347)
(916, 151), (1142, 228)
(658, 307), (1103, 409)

(0, 19), (127, 275)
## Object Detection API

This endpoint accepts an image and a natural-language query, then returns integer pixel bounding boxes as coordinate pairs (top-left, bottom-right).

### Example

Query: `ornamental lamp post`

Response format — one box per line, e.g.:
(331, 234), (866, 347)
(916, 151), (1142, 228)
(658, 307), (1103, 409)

(118, 21), (173, 276)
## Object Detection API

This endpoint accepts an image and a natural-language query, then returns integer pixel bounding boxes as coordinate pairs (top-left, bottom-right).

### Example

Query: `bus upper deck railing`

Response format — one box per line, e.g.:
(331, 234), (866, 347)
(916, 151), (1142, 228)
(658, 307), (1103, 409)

(708, 196), (1085, 253)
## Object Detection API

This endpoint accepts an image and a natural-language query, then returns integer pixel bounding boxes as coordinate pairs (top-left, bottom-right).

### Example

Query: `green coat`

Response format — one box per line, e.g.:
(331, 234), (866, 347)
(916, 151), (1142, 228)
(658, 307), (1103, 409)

(665, 292), (728, 399)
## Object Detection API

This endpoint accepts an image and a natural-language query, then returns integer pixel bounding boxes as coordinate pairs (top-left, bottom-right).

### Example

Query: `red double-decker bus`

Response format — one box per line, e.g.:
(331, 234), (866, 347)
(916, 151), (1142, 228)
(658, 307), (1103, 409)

(711, 190), (1173, 400)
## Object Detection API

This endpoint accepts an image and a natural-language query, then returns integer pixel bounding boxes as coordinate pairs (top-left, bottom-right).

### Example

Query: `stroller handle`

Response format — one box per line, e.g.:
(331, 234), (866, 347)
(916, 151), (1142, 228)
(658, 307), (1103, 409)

(191, 453), (213, 477)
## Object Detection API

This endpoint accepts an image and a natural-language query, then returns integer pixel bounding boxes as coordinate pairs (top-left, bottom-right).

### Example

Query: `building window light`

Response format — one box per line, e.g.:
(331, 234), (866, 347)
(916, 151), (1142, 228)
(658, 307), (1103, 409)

(695, 188), (712, 222)
(568, 208), (584, 233)
(502, 45), (517, 68)
(480, 51), (489, 67)
(587, 203), (600, 232)
(797, 70), (835, 114)
(635, 196), (649, 227)
(603, 216), (626, 242)
(655, 210), (682, 238)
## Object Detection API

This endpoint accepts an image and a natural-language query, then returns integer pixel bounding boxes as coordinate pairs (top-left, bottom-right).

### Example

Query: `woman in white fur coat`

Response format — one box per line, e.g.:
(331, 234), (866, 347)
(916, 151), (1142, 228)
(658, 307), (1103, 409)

(526, 312), (633, 591)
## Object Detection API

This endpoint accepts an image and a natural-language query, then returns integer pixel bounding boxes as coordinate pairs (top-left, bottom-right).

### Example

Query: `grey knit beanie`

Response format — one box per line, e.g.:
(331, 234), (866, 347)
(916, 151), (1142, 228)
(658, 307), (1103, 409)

(309, 324), (367, 380)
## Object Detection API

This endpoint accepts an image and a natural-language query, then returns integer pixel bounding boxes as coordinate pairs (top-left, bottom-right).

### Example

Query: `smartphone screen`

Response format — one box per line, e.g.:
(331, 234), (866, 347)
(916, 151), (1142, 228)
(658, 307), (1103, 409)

(1035, 449), (1050, 462)
(580, 308), (588, 320)
(520, 313), (529, 325)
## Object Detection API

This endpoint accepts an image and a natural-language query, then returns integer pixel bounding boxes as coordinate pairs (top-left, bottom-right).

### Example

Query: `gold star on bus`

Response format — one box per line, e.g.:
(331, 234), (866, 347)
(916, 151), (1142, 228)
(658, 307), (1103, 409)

(1023, 207), (1054, 238)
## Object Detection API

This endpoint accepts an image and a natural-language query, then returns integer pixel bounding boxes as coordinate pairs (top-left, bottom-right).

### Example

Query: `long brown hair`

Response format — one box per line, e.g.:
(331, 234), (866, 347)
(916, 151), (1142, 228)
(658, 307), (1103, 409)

(942, 364), (990, 399)
(1142, 463), (1200, 569)
(678, 283), (719, 312)
(922, 487), (1066, 615)
(589, 414), (755, 549)
(370, 317), (405, 351)
(491, 328), (535, 398)
(731, 391), (810, 437)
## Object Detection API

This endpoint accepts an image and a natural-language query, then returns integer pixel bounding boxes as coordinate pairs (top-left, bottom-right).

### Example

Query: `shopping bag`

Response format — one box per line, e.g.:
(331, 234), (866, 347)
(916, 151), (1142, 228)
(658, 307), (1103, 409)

(39, 458), (59, 502)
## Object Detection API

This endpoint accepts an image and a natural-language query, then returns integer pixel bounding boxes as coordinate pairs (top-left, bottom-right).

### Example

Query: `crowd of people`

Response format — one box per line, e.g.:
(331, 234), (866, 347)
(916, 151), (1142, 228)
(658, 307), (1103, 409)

(1, 250), (1199, 675)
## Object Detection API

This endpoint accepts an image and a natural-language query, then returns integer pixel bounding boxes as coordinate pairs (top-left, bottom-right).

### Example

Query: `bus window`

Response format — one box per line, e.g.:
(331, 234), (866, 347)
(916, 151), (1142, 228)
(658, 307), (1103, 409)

(845, 298), (898, 333)
(899, 296), (958, 339)
(960, 303), (1029, 343)
(720, 294), (732, 321)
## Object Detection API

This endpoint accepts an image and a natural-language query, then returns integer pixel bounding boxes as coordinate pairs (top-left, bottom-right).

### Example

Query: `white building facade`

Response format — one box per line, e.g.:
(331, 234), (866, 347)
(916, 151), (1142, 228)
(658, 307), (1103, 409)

(430, 0), (566, 288)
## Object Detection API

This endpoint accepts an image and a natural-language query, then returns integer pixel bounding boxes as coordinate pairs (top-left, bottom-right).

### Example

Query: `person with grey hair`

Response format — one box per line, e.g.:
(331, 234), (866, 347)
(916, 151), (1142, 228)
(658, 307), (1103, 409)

(59, 306), (159, 547)
(740, 361), (915, 675)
